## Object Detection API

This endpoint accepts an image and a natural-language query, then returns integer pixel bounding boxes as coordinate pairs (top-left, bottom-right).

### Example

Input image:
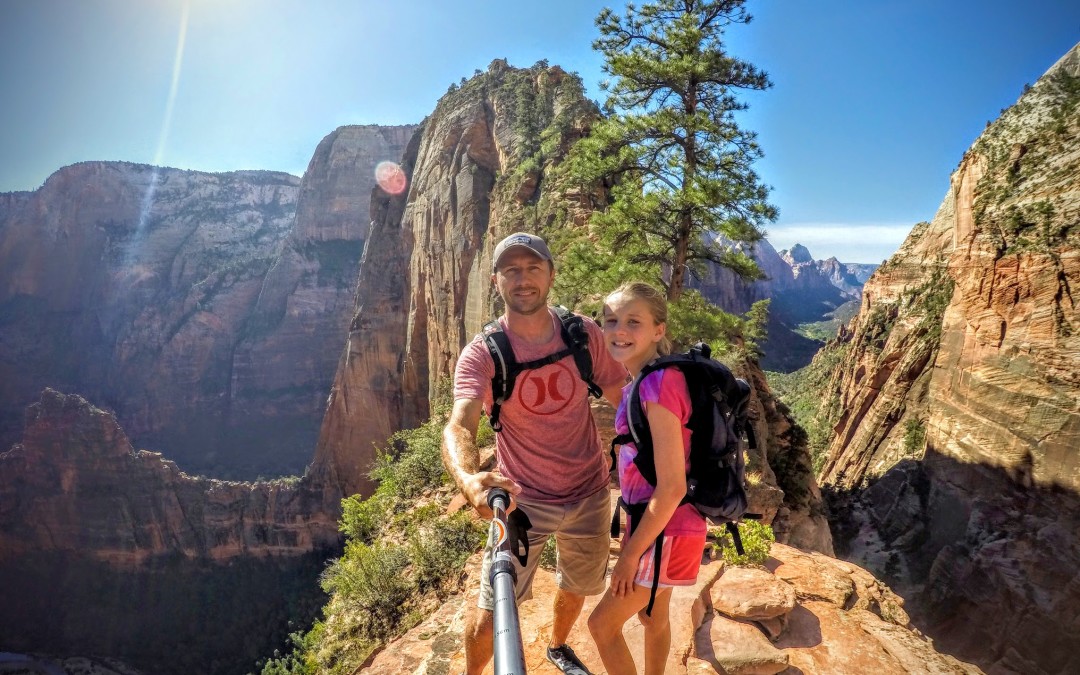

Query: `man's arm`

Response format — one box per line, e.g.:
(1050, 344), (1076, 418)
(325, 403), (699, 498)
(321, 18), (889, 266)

(442, 397), (520, 518)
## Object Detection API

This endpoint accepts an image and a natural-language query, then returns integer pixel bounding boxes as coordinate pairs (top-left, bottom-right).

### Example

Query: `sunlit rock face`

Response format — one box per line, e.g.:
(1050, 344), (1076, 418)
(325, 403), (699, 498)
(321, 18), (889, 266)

(0, 123), (415, 479)
(818, 45), (1080, 673)
(309, 62), (832, 554)
(311, 61), (607, 498)
(364, 541), (979, 674)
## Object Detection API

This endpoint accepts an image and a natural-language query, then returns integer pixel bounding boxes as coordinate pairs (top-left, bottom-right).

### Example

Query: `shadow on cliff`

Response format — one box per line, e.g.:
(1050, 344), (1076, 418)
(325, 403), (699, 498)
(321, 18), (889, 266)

(0, 389), (346, 674)
(0, 550), (332, 675)
(824, 447), (1080, 675)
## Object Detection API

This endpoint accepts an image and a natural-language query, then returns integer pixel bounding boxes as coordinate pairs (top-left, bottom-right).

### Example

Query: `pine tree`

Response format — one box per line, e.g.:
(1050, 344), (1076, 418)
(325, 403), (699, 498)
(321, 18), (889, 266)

(570, 0), (777, 302)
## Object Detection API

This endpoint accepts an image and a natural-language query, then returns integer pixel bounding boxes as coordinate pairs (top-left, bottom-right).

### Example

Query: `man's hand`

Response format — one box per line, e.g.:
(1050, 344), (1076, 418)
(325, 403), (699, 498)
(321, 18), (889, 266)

(462, 471), (522, 519)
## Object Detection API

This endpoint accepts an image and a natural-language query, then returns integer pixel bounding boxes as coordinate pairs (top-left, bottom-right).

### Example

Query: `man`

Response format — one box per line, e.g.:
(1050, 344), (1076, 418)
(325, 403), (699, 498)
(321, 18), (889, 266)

(443, 232), (626, 675)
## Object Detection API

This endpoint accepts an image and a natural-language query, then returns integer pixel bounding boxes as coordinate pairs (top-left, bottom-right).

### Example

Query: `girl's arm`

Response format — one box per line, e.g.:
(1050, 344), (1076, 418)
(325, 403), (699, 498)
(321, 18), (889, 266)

(609, 401), (687, 596)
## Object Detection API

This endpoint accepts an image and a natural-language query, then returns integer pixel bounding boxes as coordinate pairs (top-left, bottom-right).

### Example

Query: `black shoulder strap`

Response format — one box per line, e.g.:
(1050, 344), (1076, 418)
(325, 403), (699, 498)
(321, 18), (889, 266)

(482, 320), (518, 432)
(554, 306), (603, 399)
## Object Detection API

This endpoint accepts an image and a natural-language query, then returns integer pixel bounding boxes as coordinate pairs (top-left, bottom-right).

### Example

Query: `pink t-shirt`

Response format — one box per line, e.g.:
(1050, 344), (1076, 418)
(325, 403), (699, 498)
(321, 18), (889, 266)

(615, 367), (706, 536)
(453, 309), (628, 503)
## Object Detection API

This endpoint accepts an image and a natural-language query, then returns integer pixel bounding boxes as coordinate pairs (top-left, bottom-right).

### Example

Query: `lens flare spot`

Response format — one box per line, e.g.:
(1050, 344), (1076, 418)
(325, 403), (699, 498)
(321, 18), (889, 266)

(375, 161), (407, 195)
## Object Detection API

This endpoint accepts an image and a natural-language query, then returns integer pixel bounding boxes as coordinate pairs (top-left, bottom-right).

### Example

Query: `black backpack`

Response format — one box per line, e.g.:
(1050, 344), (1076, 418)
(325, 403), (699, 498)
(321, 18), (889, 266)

(481, 306), (603, 432)
(611, 342), (758, 614)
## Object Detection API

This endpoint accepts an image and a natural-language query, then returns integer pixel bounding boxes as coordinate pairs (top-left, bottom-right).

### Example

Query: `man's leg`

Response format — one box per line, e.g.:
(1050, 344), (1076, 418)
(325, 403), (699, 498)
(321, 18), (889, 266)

(464, 605), (494, 675)
(549, 586), (586, 648)
(545, 488), (612, 672)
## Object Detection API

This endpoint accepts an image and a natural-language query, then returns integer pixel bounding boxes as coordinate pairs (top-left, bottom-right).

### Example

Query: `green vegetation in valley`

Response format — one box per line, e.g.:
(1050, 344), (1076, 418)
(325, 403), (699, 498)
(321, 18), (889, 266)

(767, 343), (849, 473)
(257, 395), (486, 675)
(795, 298), (861, 342)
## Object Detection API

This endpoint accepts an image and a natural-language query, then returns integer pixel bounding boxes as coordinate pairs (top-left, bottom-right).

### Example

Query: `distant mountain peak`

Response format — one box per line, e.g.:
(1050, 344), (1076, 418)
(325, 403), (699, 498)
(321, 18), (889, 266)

(784, 243), (813, 264)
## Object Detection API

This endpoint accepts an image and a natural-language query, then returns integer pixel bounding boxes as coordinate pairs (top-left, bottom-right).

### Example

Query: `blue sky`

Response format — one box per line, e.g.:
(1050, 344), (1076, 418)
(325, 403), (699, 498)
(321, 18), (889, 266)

(1, 1), (1077, 263)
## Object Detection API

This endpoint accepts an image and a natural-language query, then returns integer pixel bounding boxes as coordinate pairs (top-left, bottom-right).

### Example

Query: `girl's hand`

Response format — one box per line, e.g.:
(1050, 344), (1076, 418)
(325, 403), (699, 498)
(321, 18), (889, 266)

(609, 551), (638, 598)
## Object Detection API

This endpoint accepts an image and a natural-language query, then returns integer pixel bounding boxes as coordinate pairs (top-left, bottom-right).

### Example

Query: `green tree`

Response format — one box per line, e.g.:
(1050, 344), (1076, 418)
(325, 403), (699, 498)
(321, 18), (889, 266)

(569, 0), (776, 303)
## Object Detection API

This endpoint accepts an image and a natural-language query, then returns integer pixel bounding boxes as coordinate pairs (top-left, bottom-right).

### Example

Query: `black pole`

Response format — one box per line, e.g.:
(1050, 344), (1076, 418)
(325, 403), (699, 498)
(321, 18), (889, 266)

(487, 487), (527, 675)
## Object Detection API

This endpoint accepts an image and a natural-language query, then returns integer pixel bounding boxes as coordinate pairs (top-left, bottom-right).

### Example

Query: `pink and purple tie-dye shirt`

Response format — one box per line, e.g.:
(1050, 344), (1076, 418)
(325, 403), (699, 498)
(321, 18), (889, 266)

(615, 367), (706, 536)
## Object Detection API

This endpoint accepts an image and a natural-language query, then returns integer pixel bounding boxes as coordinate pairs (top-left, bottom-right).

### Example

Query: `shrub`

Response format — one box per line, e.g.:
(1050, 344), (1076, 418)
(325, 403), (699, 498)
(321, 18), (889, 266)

(713, 520), (775, 566)
(320, 541), (411, 641)
(408, 509), (485, 592)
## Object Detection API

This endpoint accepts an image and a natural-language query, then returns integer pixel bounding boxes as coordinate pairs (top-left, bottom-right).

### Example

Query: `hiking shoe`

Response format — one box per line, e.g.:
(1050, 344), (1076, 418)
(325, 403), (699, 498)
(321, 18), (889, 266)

(546, 644), (592, 675)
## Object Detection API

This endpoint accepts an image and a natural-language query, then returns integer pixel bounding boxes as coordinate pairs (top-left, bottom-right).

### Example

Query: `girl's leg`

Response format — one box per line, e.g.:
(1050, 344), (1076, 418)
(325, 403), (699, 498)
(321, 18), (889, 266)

(637, 587), (673, 675)
(588, 583), (660, 675)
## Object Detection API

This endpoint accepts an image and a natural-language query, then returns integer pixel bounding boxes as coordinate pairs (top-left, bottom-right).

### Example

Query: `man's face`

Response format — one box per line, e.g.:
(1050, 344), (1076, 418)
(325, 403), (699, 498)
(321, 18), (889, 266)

(492, 249), (556, 316)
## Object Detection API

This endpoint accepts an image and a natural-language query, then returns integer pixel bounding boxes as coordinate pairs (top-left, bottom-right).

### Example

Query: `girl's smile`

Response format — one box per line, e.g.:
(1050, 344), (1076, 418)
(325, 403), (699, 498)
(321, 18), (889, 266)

(602, 293), (666, 376)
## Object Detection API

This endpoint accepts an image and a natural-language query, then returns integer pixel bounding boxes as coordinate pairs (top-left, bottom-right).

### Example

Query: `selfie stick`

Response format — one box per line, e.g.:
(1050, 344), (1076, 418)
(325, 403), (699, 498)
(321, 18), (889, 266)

(487, 487), (527, 675)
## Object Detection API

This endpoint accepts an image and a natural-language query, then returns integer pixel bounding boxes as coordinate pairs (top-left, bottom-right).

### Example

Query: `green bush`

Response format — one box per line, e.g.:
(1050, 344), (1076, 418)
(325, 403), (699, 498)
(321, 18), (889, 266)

(902, 418), (926, 455)
(320, 541), (412, 642)
(408, 509), (485, 592)
(339, 492), (390, 543)
(371, 420), (448, 503)
(713, 520), (775, 566)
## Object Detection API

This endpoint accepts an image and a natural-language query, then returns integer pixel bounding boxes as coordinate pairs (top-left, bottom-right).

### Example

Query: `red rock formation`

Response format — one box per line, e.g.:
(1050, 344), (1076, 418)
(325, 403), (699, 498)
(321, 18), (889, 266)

(817, 44), (1080, 673)
(821, 45), (1080, 490)
(363, 541), (978, 674)
(312, 61), (606, 498)
(0, 126), (415, 479)
(0, 389), (340, 566)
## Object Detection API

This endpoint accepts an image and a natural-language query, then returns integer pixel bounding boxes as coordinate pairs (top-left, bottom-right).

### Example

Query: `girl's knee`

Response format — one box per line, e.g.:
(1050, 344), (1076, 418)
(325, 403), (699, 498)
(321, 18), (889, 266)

(588, 607), (616, 642)
(637, 607), (669, 632)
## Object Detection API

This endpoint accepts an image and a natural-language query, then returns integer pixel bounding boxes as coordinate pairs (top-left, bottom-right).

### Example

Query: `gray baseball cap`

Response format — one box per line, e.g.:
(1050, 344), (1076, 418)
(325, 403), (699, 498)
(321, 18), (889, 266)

(492, 232), (553, 271)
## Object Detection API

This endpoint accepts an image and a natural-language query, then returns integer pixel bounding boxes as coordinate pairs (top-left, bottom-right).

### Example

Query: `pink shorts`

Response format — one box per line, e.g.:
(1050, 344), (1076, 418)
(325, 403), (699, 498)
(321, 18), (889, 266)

(631, 532), (707, 587)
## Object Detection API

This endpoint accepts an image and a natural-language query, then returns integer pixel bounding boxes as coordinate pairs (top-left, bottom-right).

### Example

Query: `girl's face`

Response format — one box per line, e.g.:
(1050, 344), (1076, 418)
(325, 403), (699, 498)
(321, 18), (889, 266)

(601, 292), (666, 370)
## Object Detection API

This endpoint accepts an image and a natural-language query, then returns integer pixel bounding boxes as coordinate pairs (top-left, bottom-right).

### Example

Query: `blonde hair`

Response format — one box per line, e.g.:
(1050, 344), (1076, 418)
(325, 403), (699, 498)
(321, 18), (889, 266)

(607, 281), (672, 355)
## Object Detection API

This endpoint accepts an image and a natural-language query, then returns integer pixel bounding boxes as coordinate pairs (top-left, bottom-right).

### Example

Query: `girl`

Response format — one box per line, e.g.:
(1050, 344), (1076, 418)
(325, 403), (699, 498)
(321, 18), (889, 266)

(588, 282), (707, 675)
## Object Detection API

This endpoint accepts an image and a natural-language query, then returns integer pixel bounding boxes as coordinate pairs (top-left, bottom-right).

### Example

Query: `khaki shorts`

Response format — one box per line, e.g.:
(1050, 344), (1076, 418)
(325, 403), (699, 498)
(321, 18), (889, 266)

(477, 487), (611, 610)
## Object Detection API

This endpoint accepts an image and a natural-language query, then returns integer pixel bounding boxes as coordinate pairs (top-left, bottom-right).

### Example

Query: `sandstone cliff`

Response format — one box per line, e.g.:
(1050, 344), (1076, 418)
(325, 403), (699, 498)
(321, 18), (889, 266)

(0, 124), (415, 479)
(311, 60), (609, 498)
(0, 389), (340, 565)
(309, 63), (832, 557)
(815, 44), (1080, 672)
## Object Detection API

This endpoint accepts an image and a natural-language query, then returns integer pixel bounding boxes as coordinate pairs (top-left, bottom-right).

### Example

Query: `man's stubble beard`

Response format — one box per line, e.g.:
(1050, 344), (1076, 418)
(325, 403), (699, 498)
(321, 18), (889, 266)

(503, 286), (550, 317)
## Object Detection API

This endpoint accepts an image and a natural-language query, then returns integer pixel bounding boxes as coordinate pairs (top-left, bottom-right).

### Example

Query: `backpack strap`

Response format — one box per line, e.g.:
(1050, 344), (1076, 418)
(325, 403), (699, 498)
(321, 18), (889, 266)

(611, 497), (664, 616)
(482, 320), (519, 432)
(554, 306), (603, 399)
(482, 307), (602, 432)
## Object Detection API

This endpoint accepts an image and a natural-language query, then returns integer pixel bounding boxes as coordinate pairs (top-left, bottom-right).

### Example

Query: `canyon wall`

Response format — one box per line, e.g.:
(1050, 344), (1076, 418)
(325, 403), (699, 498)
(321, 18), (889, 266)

(817, 44), (1080, 673)
(0, 388), (340, 565)
(310, 61), (833, 553)
(0, 124), (415, 479)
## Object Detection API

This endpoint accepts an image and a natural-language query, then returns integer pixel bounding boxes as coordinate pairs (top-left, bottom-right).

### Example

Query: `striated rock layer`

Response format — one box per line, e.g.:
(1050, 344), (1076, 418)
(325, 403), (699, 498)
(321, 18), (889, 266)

(0, 389), (341, 565)
(818, 44), (1080, 672)
(0, 123), (415, 479)
(311, 61), (832, 553)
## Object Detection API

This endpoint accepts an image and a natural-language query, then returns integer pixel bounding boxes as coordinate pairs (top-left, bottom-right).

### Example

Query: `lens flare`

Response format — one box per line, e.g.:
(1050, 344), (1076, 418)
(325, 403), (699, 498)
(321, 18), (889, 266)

(375, 161), (407, 195)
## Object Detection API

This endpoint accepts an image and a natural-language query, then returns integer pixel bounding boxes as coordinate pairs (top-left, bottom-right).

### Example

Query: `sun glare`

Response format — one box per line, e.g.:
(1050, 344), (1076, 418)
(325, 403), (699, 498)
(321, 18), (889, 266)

(375, 161), (407, 195)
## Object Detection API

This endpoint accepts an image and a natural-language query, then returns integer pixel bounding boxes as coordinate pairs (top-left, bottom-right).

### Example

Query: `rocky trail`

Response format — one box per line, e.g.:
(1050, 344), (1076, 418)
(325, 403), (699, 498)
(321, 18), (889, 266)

(364, 494), (981, 675)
